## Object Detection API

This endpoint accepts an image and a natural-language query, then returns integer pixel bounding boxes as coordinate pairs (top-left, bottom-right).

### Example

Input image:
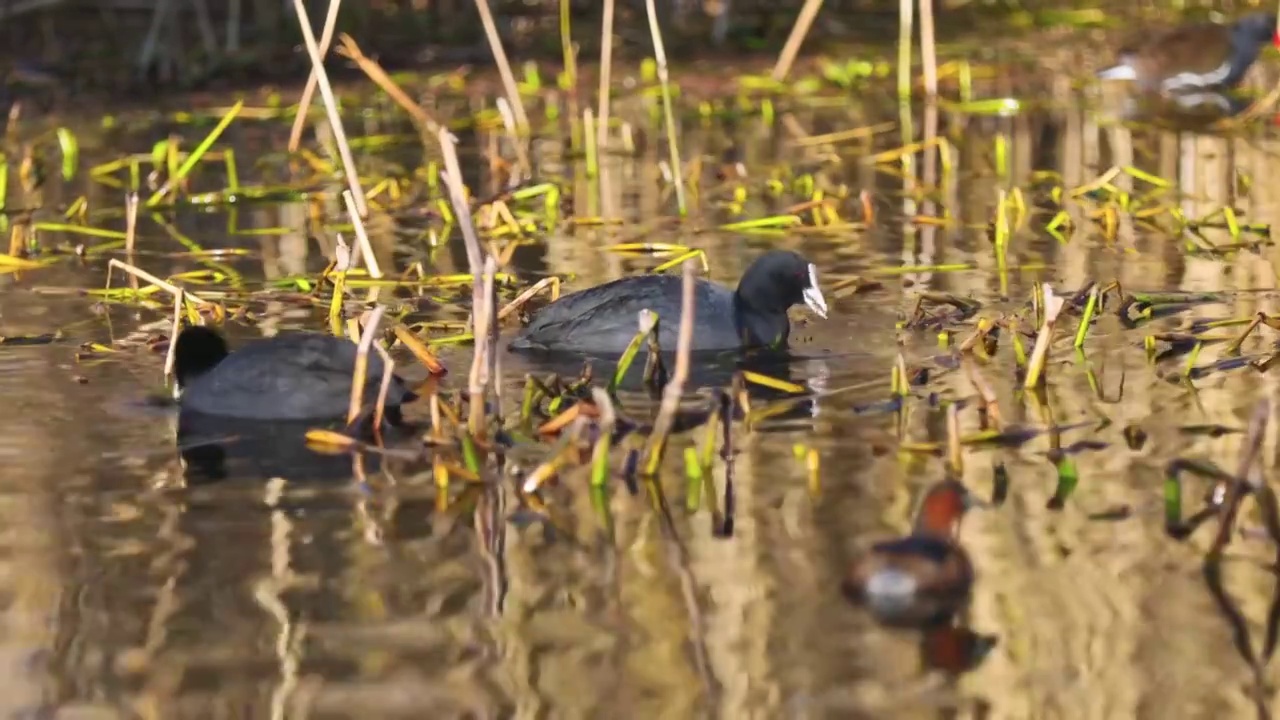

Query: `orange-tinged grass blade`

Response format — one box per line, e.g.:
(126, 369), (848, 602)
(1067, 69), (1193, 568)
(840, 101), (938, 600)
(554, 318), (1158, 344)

(393, 324), (447, 375)
(305, 428), (361, 450)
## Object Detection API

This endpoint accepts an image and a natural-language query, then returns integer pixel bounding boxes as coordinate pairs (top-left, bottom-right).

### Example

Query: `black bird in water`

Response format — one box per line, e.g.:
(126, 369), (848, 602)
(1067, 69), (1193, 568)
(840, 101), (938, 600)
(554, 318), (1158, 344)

(172, 325), (416, 423)
(508, 249), (828, 355)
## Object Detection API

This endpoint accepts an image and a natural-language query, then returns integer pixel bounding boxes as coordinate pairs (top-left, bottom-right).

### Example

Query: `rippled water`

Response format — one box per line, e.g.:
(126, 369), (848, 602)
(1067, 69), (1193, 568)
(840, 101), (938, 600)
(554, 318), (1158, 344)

(3, 50), (1280, 719)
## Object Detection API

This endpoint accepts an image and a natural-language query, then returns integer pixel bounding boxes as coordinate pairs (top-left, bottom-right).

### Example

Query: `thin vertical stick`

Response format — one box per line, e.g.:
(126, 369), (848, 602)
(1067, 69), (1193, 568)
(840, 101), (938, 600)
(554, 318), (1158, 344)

(946, 402), (962, 476)
(1023, 285), (1066, 390)
(644, 0), (686, 216)
(342, 189), (382, 278)
(473, 0), (529, 133)
(164, 287), (185, 390)
(373, 343), (395, 434)
(597, 0), (616, 211)
(897, 0), (914, 102)
(347, 305), (386, 425)
(643, 258), (697, 474)
(292, 0), (368, 219)
(288, 0), (344, 152)
(919, 0), (938, 98)
(438, 129), (485, 310)
(468, 255), (498, 438)
(124, 192), (139, 291)
(597, 0), (616, 155)
(771, 0), (825, 82)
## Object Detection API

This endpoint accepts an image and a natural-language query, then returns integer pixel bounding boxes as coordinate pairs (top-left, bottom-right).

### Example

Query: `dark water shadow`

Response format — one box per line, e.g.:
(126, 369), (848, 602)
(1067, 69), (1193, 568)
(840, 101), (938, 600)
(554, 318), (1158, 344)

(176, 412), (391, 486)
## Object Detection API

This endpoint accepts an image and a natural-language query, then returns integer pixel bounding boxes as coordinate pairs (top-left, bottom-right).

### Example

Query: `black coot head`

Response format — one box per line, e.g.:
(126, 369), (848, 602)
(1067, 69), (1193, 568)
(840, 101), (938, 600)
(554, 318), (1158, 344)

(173, 325), (230, 388)
(1235, 12), (1278, 46)
(735, 250), (829, 318)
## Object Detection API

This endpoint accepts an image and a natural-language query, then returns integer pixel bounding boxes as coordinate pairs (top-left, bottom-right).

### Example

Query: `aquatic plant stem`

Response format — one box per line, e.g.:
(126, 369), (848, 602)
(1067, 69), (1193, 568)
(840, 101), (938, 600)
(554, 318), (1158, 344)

(644, 0), (687, 216)
(336, 35), (439, 134)
(163, 287), (185, 389)
(107, 258), (211, 305)
(473, 0), (529, 134)
(597, 0), (616, 156)
(897, 0), (913, 102)
(468, 256), (498, 438)
(372, 344), (396, 437)
(1023, 284), (1066, 390)
(291, 0), (368, 219)
(1209, 398), (1271, 557)
(287, 0), (343, 152)
(643, 258), (696, 474)
(347, 305), (386, 426)
(771, 0), (824, 82)
(497, 277), (560, 321)
(342, 189), (382, 278)
(124, 192), (138, 258)
(590, 388), (617, 487)
(437, 128), (486, 315)
(146, 101), (243, 207)
(946, 403), (962, 476)
(919, 0), (937, 98)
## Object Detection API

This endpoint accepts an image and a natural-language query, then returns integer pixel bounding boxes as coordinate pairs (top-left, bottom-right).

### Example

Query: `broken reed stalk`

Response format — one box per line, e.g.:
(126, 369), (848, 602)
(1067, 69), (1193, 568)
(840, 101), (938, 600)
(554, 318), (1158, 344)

(342, 188), (382, 278)
(771, 0), (825, 82)
(1023, 284), (1066, 389)
(497, 276), (560, 321)
(291, 0), (368, 219)
(642, 258), (697, 475)
(163, 287), (185, 388)
(472, 0), (530, 134)
(1209, 397), (1271, 556)
(287, 0), (343, 152)
(437, 129), (486, 313)
(468, 256), (498, 438)
(643, 0), (687, 216)
(107, 258), (212, 305)
(347, 304), (386, 426)
(336, 34), (439, 134)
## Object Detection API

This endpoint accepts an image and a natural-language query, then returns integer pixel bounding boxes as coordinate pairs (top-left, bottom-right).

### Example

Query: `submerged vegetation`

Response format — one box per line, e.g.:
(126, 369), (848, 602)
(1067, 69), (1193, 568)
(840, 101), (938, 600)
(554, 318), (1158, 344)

(4, 0), (1280, 714)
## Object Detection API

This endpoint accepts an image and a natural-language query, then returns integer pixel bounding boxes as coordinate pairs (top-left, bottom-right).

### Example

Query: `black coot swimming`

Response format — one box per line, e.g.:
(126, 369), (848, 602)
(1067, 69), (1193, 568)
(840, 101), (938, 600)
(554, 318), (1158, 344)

(508, 249), (828, 355)
(172, 325), (416, 422)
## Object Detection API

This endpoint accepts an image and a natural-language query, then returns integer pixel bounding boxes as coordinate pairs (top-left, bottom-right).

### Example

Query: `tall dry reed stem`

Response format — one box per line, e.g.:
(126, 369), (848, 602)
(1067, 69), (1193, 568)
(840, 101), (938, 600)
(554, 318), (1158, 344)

(1023, 284), (1065, 389)
(468, 255), (498, 438)
(437, 128), (486, 314)
(347, 304), (386, 425)
(342, 188), (382, 278)
(643, 258), (697, 472)
(771, 0), (825, 82)
(919, 0), (937, 98)
(597, 0), (616, 158)
(288, 0), (343, 152)
(292, 0), (367, 219)
(644, 0), (686, 216)
(473, 0), (529, 134)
